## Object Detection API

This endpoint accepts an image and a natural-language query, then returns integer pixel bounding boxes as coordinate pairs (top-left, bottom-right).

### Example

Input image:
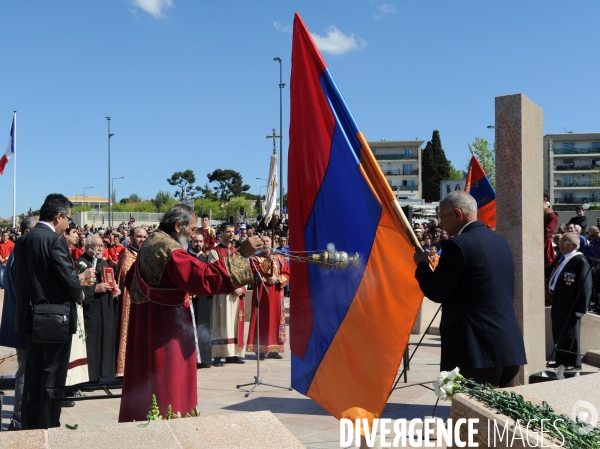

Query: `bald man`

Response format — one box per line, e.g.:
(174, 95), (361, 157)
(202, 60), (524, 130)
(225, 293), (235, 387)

(414, 190), (526, 387)
(547, 232), (592, 369)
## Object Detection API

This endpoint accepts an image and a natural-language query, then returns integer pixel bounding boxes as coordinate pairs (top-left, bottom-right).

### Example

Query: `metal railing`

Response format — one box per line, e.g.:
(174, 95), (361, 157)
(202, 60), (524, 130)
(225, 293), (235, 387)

(554, 196), (597, 204)
(554, 181), (597, 187)
(555, 165), (595, 171)
(84, 211), (164, 225)
(374, 153), (416, 161)
(384, 169), (419, 176)
(390, 185), (419, 191)
(554, 147), (600, 155)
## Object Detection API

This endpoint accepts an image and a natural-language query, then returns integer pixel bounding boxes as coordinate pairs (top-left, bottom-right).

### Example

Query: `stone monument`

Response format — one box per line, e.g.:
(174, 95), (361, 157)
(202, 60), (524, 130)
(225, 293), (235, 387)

(495, 93), (545, 384)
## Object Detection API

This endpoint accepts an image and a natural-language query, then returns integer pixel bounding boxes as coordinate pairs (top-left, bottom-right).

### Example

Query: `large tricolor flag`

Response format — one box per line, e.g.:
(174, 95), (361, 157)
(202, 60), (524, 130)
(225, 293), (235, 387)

(0, 116), (15, 175)
(288, 13), (424, 425)
(465, 148), (496, 229)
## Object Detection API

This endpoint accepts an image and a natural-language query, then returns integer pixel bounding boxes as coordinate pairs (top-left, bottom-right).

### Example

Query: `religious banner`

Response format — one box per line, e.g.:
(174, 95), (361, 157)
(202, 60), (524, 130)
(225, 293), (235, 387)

(288, 13), (424, 425)
(264, 151), (278, 225)
(465, 150), (496, 230)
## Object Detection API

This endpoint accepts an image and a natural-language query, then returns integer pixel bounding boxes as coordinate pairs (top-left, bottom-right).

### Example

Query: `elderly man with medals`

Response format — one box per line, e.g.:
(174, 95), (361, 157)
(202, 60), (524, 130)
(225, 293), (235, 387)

(246, 235), (290, 359)
(118, 204), (262, 423)
(547, 232), (592, 370)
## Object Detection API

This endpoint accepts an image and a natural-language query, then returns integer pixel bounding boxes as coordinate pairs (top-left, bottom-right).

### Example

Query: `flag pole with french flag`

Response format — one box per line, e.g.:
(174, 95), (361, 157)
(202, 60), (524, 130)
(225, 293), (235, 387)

(0, 112), (16, 227)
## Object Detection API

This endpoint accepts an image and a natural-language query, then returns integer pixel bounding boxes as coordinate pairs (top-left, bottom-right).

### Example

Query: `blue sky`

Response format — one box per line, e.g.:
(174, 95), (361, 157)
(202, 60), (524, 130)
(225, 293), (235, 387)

(1, 0), (599, 218)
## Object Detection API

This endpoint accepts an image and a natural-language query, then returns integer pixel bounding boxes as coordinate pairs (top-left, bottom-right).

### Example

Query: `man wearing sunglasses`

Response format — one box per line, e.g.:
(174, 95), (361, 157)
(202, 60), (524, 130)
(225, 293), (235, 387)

(15, 193), (85, 429)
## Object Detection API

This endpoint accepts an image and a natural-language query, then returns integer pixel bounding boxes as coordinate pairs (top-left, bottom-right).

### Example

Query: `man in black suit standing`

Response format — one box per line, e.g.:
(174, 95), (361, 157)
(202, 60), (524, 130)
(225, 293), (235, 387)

(16, 194), (87, 429)
(414, 191), (527, 387)
(548, 232), (592, 370)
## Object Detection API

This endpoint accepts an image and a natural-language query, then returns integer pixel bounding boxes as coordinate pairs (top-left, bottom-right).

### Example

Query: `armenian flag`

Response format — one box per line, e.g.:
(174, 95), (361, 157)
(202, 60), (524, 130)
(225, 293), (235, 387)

(465, 150), (496, 229)
(288, 13), (424, 425)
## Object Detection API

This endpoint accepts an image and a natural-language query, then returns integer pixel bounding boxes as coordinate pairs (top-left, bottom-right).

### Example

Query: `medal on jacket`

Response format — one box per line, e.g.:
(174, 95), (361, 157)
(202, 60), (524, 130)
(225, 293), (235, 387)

(563, 272), (575, 286)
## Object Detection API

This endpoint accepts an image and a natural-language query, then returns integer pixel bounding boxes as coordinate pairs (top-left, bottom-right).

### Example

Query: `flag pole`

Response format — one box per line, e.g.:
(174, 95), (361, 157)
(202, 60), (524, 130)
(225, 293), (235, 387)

(12, 111), (16, 228)
(356, 133), (424, 253)
(468, 143), (474, 156)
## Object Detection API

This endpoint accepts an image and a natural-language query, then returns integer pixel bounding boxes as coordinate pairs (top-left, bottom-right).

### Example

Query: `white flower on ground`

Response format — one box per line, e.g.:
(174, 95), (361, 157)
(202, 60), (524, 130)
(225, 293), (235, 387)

(447, 367), (460, 381)
(437, 371), (449, 384)
(432, 380), (447, 400)
(441, 381), (455, 397)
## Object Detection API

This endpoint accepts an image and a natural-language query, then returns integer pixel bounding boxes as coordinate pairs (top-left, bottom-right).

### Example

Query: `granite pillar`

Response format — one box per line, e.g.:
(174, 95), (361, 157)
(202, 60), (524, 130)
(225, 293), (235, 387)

(495, 94), (545, 385)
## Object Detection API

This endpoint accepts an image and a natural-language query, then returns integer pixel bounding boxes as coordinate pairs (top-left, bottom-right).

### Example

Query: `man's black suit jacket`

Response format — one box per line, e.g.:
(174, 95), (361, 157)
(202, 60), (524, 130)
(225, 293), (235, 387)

(415, 221), (527, 371)
(549, 253), (591, 318)
(15, 223), (82, 334)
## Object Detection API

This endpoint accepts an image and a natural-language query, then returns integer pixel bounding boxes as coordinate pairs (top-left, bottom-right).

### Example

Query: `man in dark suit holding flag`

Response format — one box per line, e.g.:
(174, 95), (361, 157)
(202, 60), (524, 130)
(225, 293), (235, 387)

(414, 190), (527, 387)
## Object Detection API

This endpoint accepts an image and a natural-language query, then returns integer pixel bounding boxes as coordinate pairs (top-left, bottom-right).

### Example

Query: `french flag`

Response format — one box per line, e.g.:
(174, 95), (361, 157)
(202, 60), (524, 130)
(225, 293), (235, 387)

(0, 117), (15, 175)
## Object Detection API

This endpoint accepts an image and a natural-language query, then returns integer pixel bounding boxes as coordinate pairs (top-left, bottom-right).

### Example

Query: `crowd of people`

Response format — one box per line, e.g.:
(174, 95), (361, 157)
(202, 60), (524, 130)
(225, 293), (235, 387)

(0, 195), (290, 429)
(0, 189), (597, 429)
(413, 194), (598, 376)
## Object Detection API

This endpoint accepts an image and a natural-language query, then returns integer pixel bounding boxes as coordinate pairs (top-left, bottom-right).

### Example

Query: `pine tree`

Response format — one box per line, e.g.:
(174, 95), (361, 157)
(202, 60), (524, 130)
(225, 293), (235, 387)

(421, 130), (452, 202)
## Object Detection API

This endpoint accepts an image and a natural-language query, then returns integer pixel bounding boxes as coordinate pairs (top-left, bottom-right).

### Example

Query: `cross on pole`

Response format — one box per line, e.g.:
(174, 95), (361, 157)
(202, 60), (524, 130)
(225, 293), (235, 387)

(266, 128), (280, 155)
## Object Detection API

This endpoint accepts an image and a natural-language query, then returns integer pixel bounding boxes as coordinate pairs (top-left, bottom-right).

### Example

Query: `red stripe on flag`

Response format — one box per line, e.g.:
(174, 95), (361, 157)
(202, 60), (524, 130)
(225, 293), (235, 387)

(0, 154), (9, 175)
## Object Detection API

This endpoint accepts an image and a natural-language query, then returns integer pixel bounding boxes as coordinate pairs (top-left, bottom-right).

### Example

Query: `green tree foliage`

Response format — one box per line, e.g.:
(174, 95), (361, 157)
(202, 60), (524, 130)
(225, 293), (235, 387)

(225, 197), (252, 219)
(590, 166), (600, 188)
(421, 130), (452, 202)
(193, 197), (222, 218)
(449, 165), (465, 180)
(152, 190), (173, 213)
(469, 137), (496, 189)
(255, 195), (263, 216)
(73, 204), (93, 212)
(112, 201), (157, 213)
(167, 170), (197, 200)
(128, 193), (142, 202)
(205, 169), (250, 202)
(193, 197), (253, 220)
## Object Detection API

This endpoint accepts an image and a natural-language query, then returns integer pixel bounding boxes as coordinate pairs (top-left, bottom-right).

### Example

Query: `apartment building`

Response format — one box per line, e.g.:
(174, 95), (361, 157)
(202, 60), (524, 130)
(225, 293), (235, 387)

(368, 139), (424, 200)
(543, 133), (600, 211)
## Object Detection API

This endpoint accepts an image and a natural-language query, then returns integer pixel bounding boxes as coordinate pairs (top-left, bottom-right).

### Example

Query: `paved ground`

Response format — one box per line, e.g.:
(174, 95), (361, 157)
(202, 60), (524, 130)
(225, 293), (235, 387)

(0, 290), (449, 448)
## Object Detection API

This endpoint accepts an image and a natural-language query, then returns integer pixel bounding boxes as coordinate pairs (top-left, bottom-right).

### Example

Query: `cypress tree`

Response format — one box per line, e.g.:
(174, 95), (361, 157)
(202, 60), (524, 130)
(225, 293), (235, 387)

(421, 130), (452, 202)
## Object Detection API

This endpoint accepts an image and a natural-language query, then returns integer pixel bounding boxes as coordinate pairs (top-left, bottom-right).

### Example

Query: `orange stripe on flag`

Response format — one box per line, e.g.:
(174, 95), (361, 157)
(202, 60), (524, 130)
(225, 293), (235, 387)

(478, 198), (496, 230)
(306, 213), (424, 422)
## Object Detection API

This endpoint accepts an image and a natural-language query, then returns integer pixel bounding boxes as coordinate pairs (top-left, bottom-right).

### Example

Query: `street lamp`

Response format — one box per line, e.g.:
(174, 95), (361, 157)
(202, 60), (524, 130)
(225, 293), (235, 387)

(106, 117), (115, 227)
(111, 177), (125, 226)
(83, 186), (94, 209)
(273, 57), (286, 215)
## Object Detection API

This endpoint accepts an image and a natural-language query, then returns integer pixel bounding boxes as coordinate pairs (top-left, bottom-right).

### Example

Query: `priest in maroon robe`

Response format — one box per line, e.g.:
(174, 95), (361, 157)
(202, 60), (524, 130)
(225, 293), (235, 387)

(118, 204), (262, 423)
(114, 226), (147, 377)
(246, 235), (290, 359)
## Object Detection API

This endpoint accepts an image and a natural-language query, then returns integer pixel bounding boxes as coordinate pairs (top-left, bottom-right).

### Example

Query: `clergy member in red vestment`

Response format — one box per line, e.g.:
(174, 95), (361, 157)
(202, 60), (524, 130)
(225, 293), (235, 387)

(200, 213), (217, 250)
(114, 226), (147, 377)
(246, 235), (289, 359)
(210, 223), (247, 366)
(118, 205), (261, 423)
